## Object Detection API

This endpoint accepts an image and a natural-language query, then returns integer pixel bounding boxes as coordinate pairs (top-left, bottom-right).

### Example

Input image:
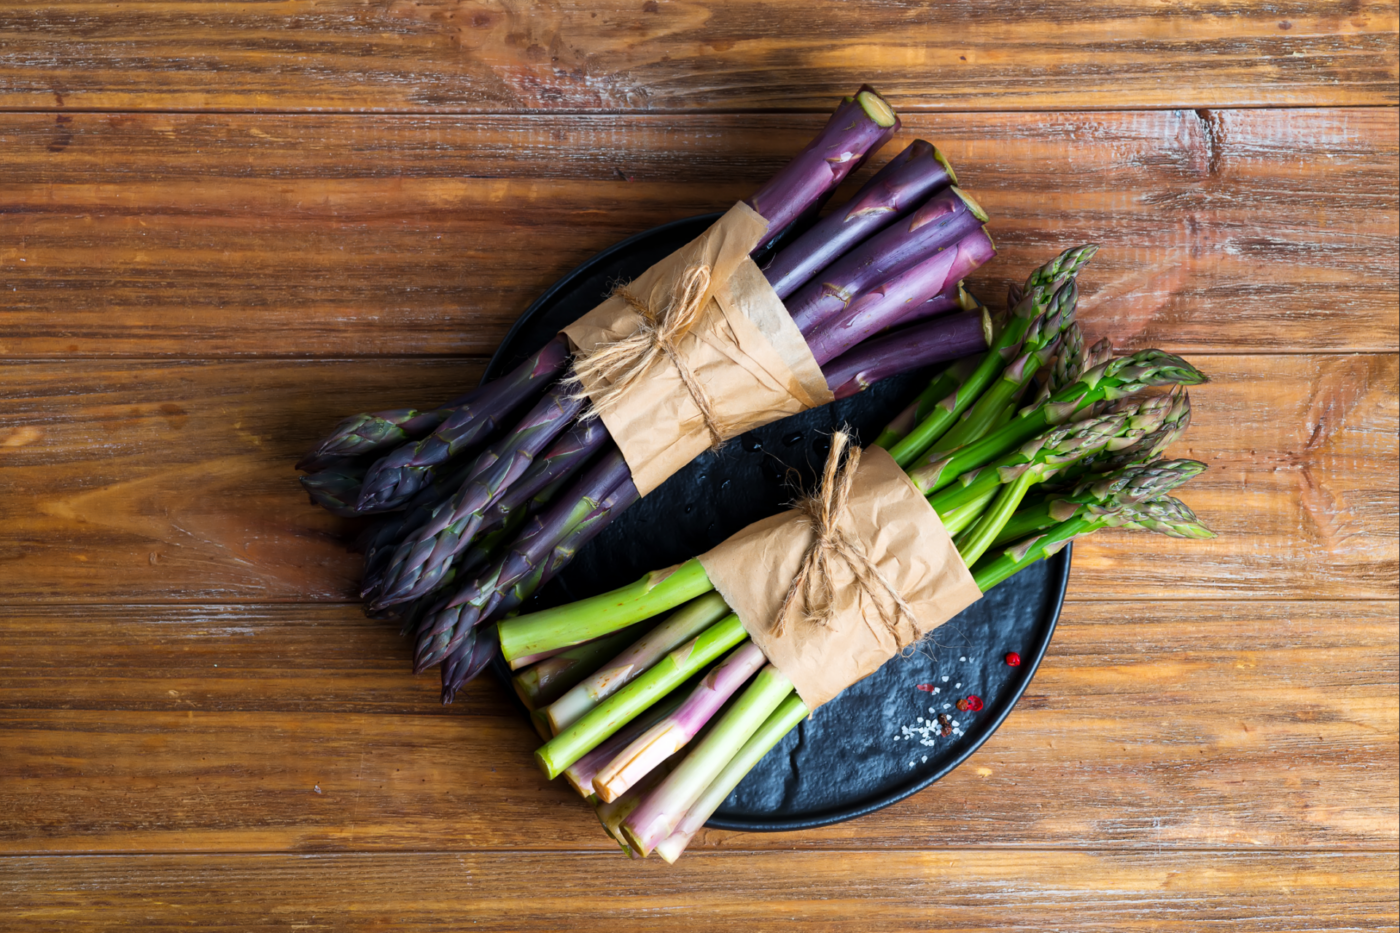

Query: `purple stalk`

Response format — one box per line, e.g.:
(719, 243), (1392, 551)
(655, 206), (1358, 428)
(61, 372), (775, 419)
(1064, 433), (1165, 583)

(893, 281), (978, 330)
(489, 474), (642, 622)
(787, 186), (988, 337)
(466, 419), (610, 543)
(823, 306), (993, 400)
(593, 642), (767, 803)
(360, 454), (487, 594)
(805, 227), (996, 365)
(412, 447), (630, 670)
(295, 379), (493, 473)
(563, 694), (685, 797)
(356, 335), (573, 512)
(438, 474), (641, 703)
(371, 384), (587, 607)
(745, 86), (899, 246)
(763, 139), (956, 300)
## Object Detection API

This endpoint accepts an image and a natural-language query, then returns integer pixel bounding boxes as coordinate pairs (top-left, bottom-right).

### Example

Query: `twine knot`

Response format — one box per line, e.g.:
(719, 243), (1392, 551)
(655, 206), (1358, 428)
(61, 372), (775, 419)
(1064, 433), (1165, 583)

(566, 263), (727, 448)
(773, 430), (921, 644)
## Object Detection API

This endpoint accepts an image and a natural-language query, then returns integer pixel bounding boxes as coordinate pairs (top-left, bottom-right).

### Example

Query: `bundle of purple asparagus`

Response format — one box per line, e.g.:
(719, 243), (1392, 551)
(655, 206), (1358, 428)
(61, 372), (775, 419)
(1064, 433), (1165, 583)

(492, 249), (1215, 862)
(298, 87), (1007, 701)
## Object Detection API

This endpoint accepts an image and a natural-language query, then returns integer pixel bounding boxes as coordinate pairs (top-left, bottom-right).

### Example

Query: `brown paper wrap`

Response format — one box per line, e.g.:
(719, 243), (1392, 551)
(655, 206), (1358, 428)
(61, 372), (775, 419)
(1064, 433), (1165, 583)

(561, 202), (834, 497)
(697, 446), (982, 710)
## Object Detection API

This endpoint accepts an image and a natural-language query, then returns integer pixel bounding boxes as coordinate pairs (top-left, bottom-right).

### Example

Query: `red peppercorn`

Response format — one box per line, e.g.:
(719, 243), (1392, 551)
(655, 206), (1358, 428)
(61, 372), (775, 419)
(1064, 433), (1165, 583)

(1005, 652), (1022, 667)
(915, 683), (937, 692)
(956, 695), (984, 712)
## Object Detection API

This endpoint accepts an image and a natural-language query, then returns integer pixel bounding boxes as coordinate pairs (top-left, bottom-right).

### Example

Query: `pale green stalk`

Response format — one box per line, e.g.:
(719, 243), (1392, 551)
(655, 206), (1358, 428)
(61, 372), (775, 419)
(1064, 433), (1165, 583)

(545, 592), (731, 733)
(534, 614), (747, 779)
(622, 666), (796, 855)
(499, 559), (715, 663)
(654, 694), (810, 864)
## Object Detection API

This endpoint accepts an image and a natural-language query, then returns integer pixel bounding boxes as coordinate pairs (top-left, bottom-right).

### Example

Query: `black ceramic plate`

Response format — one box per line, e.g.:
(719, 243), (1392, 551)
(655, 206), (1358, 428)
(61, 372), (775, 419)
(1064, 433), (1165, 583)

(484, 213), (1069, 832)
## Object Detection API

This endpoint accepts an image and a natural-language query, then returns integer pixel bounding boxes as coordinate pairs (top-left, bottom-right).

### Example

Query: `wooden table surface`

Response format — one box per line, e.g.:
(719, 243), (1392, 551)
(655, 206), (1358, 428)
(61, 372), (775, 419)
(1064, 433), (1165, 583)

(1, 3), (1397, 929)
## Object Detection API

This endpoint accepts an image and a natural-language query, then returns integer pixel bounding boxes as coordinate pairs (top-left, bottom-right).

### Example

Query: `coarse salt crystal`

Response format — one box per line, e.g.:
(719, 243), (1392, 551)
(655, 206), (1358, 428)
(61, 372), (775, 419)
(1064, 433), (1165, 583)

(941, 676), (949, 682)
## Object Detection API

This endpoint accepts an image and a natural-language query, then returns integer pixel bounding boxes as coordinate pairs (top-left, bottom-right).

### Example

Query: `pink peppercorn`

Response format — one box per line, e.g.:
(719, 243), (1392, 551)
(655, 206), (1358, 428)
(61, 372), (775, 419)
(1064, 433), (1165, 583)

(1005, 652), (1022, 667)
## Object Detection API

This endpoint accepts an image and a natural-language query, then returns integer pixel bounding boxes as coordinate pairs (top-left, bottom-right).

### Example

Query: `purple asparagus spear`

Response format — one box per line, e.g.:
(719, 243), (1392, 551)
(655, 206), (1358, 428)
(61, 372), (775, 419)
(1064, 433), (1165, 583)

(893, 281), (979, 330)
(438, 473), (641, 701)
(414, 448), (632, 670)
(787, 186), (989, 337)
(804, 227), (996, 365)
(371, 384), (587, 607)
(763, 139), (957, 299)
(356, 335), (573, 512)
(745, 86), (899, 247)
(823, 306), (993, 400)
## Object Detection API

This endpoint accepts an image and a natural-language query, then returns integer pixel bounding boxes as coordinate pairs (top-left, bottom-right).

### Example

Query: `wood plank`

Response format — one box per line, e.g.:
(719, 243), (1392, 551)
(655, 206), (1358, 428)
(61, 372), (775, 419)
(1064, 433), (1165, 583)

(2, 109), (1395, 358)
(1, 601), (1393, 852)
(0, 354), (1392, 603)
(1, 850), (1395, 931)
(0, 1), (1395, 113)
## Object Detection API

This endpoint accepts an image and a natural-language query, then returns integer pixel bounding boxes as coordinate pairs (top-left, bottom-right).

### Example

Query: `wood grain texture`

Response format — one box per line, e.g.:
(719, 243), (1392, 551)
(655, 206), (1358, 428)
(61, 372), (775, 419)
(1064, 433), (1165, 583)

(2, 109), (1396, 358)
(0, 354), (1393, 603)
(1, 850), (1395, 931)
(0, 600), (1393, 854)
(0, 0), (1396, 113)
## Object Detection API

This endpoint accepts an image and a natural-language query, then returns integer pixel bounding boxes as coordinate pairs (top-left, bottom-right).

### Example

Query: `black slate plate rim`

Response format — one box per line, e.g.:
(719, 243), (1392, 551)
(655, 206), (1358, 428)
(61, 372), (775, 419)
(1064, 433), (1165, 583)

(483, 211), (1069, 833)
(703, 548), (1069, 831)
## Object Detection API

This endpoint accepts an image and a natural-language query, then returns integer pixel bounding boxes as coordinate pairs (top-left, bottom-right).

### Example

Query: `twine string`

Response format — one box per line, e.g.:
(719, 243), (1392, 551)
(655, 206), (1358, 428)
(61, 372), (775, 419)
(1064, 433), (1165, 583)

(565, 263), (727, 448)
(772, 431), (921, 645)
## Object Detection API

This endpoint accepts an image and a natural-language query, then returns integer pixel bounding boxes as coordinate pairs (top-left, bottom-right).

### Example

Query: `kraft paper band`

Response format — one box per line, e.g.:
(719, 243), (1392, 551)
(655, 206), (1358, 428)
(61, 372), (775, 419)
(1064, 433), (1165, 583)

(698, 445), (982, 711)
(561, 202), (834, 497)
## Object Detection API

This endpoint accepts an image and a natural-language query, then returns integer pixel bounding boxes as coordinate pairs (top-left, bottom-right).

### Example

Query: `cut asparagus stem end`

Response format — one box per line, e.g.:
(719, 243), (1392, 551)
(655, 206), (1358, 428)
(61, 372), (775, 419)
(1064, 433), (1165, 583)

(951, 186), (989, 222)
(855, 89), (897, 128)
(544, 591), (732, 735)
(622, 667), (796, 856)
(661, 693), (811, 863)
(956, 283), (977, 312)
(593, 720), (691, 803)
(534, 614), (748, 779)
(562, 694), (684, 797)
(498, 558), (715, 662)
(933, 146), (958, 187)
(592, 641), (767, 803)
(654, 830), (696, 864)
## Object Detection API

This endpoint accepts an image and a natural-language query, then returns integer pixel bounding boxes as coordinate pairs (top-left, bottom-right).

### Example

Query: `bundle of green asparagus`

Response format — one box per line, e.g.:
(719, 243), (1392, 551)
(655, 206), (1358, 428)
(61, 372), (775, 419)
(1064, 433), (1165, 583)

(493, 247), (1215, 862)
(297, 87), (1012, 701)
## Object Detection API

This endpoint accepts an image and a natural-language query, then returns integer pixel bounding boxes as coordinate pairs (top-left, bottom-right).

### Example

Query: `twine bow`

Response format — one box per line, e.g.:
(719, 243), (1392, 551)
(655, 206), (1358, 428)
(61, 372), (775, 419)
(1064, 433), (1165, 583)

(773, 430), (922, 644)
(566, 263), (728, 448)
